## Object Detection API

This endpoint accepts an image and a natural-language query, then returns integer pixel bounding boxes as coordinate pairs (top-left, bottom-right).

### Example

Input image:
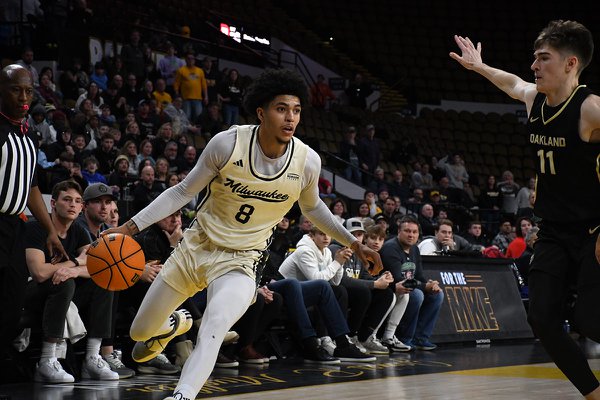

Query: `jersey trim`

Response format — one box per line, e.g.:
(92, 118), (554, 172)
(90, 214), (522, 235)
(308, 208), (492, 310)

(248, 126), (295, 182)
(541, 85), (586, 125)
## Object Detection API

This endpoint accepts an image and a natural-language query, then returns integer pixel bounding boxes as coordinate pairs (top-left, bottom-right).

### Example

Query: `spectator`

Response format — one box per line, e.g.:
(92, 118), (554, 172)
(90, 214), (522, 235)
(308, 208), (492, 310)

(82, 156), (107, 185)
(174, 52), (208, 122)
(108, 155), (135, 197)
(154, 157), (170, 186)
(492, 219), (513, 254)
(506, 216), (534, 259)
(345, 73), (372, 109)
(357, 124), (381, 186)
(27, 104), (56, 146)
(418, 203), (436, 237)
(463, 221), (490, 247)
(201, 57), (219, 103)
(24, 181), (118, 382)
(136, 100), (160, 140)
(516, 177), (536, 215)
(90, 62), (109, 92)
(151, 122), (175, 159)
(389, 170), (411, 204)
(412, 162), (434, 191)
(75, 82), (104, 115)
(381, 197), (402, 236)
(217, 69), (244, 127)
(516, 191), (536, 219)
(37, 73), (62, 108)
(498, 170), (520, 216)
(310, 74), (336, 109)
(135, 139), (156, 169)
(330, 221), (395, 355)
(338, 126), (361, 184)
(163, 96), (201, 137)
(318, 173), (336, 201)
(329, 198), (348, 225)
(132, 165), (164, 213)
(122, 74), (143, 110)
(437, 154), (469, 190)
(101, 76), (127, 120)
(152, 78), (172, 113)
(120, 30), (147, 81)
(367, 167), (388, 195)
(380, 215), (444, 351)
(176, 145), (198, 174)
(123, 120), (142, 144)
(93, 133), (118, 175)
(290, 214), (313, 247)
(16, 47), (39, 87)
(158, 42), (184, 90)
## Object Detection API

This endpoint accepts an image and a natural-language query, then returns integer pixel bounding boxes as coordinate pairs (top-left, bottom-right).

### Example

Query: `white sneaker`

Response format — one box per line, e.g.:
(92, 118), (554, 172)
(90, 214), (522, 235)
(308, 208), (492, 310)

(132, 309), (193, 363)
(382, 336), (412, 352)
(360, 335), (390, 355)
(34, 358), (75, 383)
(81, 354), (120, 380)
(319, 336), (336, 356)
(349, 335), (368, 354)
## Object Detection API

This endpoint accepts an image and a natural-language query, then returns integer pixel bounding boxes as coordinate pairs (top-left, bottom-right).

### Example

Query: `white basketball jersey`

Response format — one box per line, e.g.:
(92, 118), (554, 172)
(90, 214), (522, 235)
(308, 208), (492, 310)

(195, 125), (308, 251)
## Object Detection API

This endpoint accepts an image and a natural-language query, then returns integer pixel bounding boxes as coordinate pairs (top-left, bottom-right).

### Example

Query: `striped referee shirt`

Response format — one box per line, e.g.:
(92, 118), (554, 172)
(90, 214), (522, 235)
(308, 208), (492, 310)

(0, 119), (37, 215)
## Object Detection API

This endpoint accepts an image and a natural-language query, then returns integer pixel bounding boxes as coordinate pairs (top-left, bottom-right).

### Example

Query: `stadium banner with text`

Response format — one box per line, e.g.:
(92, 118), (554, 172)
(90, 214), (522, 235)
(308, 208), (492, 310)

(422, 256), (533, 343)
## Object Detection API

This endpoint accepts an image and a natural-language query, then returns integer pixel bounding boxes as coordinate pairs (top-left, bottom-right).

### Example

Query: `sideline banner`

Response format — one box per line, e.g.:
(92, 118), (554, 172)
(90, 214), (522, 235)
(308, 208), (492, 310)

(422, 256), (533, 343)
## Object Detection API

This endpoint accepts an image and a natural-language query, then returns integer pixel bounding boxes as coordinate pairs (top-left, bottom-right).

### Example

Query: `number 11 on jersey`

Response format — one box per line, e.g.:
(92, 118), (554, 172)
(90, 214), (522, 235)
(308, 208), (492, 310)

(537, 149), (556, 174)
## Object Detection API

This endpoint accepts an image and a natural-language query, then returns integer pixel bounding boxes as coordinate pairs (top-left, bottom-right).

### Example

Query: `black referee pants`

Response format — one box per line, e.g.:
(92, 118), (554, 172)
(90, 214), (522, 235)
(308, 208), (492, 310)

(528, 220), (600, 396)
(0, 214), (28, 351)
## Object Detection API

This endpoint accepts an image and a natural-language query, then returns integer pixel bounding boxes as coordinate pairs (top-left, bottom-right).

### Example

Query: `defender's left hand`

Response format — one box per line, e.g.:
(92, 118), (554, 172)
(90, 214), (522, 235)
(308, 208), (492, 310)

(351, 241), (383, 276)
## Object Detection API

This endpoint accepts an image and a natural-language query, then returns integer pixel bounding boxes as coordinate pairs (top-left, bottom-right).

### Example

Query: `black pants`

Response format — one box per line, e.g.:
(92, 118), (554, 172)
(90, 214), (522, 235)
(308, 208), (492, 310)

(25, 279), (75, 339)
(528, 220), (600, 396)
(232, 291), (283, 348)
(73, 278), (114, 338)
(0, 214), (28, 350)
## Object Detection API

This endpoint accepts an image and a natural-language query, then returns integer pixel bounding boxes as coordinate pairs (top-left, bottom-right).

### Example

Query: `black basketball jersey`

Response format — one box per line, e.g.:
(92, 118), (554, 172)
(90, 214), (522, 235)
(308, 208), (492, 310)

(526, 85), (600, 222)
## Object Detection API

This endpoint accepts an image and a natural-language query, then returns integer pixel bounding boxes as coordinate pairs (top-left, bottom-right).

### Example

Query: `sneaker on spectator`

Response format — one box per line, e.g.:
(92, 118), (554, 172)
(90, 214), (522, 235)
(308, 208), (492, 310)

(137, 353), (181, 374)
(237, 345), (268, 364)
(103, 351), (135, 379)
(34, 358), (75, 383)
(132, 310), (192, 363)
(334, 344), (377, 363)
(360, 335), (390, 355)
(215, 352), (239, 368)
(381, 336), (413, 352)
(348, 335), (367, 353)
(81, 354), (120, 380)
(303, 346), (340, 365)
(319, 336), (336, 356)
(414, 339), (437, 351)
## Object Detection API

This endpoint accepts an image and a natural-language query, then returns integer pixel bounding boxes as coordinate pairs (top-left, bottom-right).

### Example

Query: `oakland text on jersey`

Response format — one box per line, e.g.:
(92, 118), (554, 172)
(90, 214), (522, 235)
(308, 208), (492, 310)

(223, 177), (290, 202)
(529, 134), (567, 147)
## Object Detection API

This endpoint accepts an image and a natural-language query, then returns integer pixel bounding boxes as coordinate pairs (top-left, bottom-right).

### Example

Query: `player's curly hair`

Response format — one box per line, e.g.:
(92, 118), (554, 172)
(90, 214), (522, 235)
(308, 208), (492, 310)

(243, 69), (309, 115)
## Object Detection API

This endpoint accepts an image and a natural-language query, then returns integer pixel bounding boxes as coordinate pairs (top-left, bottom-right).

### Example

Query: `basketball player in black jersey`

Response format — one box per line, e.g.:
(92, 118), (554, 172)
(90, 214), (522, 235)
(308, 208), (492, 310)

(450, 20), (600, 399)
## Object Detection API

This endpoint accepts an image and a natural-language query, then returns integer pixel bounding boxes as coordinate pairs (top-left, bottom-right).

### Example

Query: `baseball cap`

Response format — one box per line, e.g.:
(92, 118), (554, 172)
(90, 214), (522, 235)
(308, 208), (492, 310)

(83, 183), (117, 202)
(373, 213), (386, 223)
(366, 124), (375, 130)
(345, 217), (365, 233)
(430, 190), (440, 197)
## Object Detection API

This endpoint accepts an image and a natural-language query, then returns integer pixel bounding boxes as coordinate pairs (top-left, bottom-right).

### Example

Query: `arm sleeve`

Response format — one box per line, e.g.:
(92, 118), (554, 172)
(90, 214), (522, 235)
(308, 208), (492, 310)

(131, 128), (235, 231)
(298, 149), (356, 247)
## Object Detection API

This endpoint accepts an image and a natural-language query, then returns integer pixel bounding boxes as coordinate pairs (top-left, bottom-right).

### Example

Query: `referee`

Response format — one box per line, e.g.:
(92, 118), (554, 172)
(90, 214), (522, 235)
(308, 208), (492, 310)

(0, 65), (68, 352)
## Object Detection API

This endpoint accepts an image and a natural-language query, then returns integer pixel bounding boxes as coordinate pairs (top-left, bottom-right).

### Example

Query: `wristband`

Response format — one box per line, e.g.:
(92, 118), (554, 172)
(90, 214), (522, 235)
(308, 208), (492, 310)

(71, 257), (79, 267)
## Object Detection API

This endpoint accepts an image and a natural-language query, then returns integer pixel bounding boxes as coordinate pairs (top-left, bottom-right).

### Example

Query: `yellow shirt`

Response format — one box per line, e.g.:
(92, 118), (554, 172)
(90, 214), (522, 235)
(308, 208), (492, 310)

(152, 90), (173, 112)
(174, 65), (207, 101)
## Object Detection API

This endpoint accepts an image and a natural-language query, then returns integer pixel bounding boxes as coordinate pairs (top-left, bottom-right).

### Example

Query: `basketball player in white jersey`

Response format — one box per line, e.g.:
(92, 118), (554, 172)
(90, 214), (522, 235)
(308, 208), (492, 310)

(103, 69), (382, 400)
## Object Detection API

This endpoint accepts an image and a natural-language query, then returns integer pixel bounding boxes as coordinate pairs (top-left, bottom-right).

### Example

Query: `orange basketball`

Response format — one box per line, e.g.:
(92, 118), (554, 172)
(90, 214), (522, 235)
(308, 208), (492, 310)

(87, 233), (145, 291)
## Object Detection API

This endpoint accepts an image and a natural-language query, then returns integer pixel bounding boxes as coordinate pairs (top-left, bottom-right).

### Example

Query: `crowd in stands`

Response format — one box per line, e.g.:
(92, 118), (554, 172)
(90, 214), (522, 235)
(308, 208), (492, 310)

(2, 26), (538, 386)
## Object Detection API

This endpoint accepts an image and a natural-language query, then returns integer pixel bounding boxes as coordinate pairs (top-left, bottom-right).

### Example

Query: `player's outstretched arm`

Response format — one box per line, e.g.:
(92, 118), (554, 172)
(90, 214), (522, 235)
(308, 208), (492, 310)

(101, 220), (139, 237)
(351, 240), (383, 276)
(449, 35), (536, 106)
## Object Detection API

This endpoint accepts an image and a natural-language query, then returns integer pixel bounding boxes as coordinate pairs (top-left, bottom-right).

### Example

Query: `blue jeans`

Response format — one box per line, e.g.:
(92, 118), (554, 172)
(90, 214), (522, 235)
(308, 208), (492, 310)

(398, 288), (444, 344)
(222, 103), (239, 127)
(267, 279), (349, 339)
(343, 164), (362, 184)
(183, 99), (203, 122)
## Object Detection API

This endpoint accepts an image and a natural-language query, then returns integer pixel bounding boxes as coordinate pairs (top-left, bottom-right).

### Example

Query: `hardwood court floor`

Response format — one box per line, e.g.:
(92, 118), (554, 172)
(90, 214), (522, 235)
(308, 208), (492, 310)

(2, 340), (599, 400)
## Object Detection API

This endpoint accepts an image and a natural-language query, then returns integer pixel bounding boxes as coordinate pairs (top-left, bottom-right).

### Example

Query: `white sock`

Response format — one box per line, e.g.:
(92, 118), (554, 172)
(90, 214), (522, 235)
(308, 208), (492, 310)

(86, 338), (102, 358)
(40, 341), (56, 362)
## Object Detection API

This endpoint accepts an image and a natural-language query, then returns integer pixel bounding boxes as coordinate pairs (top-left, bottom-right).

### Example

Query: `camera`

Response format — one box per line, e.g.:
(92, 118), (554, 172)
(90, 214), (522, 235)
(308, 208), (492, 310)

(403, 278), (419, 289)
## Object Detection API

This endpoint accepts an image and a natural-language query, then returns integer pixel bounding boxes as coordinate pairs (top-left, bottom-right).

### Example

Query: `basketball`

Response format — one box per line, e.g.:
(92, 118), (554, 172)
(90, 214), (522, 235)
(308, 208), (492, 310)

(87, 233), (145, 291)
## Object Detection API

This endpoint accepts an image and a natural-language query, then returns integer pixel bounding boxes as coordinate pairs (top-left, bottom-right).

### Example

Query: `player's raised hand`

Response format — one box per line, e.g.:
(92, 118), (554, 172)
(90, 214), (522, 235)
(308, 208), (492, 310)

(449, 35), (483, 70)
(351, 240), (383, 276)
